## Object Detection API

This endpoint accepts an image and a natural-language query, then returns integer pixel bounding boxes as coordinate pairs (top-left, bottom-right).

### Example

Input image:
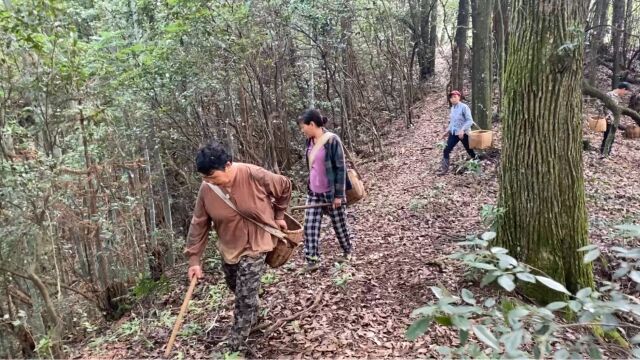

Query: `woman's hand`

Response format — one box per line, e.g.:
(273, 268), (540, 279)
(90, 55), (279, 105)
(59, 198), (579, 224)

(332, 198), (343, 209)
(275, 219), (287, 230)
(188, 265), (203, 280)
(457, 130), (464, 139)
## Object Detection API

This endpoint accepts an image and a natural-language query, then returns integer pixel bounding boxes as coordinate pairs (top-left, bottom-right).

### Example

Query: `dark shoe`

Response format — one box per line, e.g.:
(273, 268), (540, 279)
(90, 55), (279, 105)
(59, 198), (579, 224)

(225, 335), (243, 352)
(337, 253), (353, 263)
(438, 159), (450, 175)
(303, 262), (320, 273)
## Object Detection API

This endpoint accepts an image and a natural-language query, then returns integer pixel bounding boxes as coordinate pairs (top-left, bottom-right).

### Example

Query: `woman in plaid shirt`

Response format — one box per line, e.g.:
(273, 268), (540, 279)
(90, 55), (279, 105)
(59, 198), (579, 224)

(297, 109), (353, 272)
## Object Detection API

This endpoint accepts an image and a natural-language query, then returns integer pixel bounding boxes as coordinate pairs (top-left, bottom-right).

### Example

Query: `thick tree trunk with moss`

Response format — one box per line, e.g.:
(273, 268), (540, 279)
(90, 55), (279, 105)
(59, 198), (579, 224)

(497, 0), (594, 303)
(471, 0), (493, 129)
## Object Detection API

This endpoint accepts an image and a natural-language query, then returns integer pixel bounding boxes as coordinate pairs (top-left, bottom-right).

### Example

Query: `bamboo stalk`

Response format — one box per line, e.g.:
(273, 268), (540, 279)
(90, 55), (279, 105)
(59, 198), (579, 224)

(164, 276), (198, 357)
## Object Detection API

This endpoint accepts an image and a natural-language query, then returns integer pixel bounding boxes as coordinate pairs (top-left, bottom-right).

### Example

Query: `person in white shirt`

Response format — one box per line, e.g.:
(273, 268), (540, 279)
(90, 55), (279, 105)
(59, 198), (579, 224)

(439, 90), (476, 174)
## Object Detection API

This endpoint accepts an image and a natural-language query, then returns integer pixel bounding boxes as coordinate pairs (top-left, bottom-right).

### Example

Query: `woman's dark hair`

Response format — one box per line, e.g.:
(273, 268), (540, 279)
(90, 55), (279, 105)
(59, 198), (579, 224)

(195, 141), (232, 175)
(297, 109), (328, 127)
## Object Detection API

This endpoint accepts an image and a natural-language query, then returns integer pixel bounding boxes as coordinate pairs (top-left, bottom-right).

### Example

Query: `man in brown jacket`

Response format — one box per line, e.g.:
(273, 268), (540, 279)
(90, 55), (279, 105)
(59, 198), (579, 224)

(184, 141), (291, 351)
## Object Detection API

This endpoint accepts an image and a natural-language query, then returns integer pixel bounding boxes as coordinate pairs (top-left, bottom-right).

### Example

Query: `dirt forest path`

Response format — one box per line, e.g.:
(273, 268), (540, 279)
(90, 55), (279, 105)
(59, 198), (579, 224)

(75, 83), (640, 359)
(169, 89), (495, 358)
(243, 92), (640, 358)
(75, 89), (492, 359)
(244, 92), (497, 358)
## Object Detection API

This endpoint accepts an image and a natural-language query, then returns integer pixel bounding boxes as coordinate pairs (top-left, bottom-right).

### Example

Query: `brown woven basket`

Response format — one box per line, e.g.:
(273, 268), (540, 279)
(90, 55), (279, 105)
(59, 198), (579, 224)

(588, 117), (607, 132)
(346, 169), (366, 205)
(624, 125), (640, 139)
(266, 213), (303, 268)
(469, 130), (493, 150)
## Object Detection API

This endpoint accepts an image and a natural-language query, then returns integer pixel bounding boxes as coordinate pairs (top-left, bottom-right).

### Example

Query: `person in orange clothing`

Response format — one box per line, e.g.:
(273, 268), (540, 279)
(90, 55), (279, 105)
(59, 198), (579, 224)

(184, 141), (292, 351)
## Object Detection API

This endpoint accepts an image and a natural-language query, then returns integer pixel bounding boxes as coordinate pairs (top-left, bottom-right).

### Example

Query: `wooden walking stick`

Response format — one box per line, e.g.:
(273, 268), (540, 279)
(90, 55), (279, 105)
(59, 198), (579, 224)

(164, 276), (198, 357)
(289, 203), (332, 211)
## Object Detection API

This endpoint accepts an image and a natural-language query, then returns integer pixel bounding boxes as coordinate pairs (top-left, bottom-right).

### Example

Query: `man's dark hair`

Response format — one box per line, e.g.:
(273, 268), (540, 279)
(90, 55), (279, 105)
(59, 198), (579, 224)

(617, 82), (631, 90)
(195, 141), (232, 175)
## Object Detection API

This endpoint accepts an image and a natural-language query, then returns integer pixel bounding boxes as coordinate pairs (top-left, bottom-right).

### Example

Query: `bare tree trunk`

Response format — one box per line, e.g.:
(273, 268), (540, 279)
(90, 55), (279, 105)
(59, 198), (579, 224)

(598, 0), (611, 44)
(45, 212), (62, 300)
(493, 0), (509, 115)
(587, 0), (607, 85)
(611, 0), (625, 87)
(78, 103), (109, 290)
(27, 270), (64, 358)
(411, 0), (437, 81)
(157, 153), (174, 266)
(143, 145), (157, 250)
(427, 0), (438, 76)
(416, 0), (430, 80)
(451, 0), (470, 91)
(340, 2), (356, 146)
(5, 292), (36, 358)
(144, 107), (175, 267)
(621, 0), (633, 64)
(471, 0), (493, 129)
(408, 41), (418, 128)
(251, 64), (280, 173)
(134, 167), (150, 273)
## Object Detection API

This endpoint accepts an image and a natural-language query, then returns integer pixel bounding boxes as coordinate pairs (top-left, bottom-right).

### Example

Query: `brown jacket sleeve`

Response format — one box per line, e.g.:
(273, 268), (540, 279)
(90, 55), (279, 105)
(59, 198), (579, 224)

(184, 183), (211, 267)
(251, 167), (292, 220)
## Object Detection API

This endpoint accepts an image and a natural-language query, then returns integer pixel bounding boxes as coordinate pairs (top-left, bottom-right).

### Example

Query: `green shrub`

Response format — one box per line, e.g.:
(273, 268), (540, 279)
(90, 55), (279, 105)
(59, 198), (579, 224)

(407, 226), (640, 359)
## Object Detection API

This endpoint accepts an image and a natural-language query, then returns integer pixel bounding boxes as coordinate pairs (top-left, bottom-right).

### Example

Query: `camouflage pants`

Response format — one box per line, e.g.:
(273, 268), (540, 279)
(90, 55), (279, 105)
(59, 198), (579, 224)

(221, 254), (266, 348)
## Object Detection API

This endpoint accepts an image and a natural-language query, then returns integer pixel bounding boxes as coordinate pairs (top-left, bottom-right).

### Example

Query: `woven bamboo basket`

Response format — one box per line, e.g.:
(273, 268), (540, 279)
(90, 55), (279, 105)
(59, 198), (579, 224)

(469, 130), (493, 150)
(624, 125), (640, 139)
(346, 169), (365, 206)
(588, 117), (607, 132)
(266, 213), (303, 268)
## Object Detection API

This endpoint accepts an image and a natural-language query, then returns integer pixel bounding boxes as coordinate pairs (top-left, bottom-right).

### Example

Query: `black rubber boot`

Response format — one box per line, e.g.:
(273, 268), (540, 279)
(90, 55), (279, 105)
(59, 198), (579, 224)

(438, 158), (450, 175)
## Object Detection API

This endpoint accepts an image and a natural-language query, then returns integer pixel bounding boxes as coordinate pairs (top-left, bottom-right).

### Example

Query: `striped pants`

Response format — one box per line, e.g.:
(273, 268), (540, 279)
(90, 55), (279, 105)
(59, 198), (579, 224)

(303, 192), (352, 263)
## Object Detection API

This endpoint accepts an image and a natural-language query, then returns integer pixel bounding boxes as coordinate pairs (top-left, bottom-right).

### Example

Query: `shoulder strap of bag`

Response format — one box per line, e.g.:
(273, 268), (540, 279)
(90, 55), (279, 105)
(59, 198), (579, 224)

(205, 182), (287, 240)
(308, 133), (366, 183)
(307, 132), (335, 171)
(460, 104), (467, 122)
(334, 137), (363, 179)
(460, 104), (480, 131)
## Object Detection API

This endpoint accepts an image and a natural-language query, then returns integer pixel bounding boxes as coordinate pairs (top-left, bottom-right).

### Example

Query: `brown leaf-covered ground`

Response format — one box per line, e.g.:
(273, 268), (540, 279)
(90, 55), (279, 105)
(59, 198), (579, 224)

(73, 83), (640, 359)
